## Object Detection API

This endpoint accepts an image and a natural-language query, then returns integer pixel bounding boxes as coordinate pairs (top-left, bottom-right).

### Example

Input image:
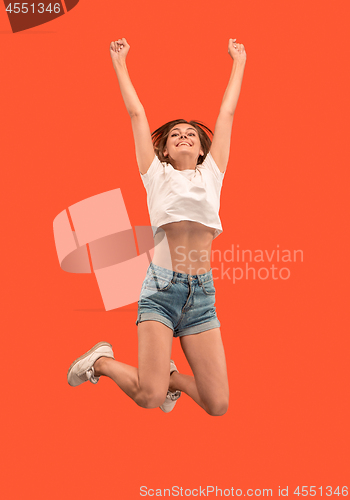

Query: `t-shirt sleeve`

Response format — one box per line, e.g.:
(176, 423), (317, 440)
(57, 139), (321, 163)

(139, 155), (163, 187)
(201, 152), (225, 182)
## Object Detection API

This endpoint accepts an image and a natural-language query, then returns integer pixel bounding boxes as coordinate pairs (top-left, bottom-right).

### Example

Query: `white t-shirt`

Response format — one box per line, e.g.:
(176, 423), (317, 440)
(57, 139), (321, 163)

(140, 152), (225, 238)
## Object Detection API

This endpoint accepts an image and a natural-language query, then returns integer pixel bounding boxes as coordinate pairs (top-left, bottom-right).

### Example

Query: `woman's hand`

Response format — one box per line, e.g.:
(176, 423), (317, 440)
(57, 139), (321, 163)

(110, 38), (130, 65)
(228, 38), (246, 64)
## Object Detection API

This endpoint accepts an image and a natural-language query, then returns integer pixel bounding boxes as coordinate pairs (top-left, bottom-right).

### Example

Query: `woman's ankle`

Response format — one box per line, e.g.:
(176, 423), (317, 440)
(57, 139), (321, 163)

(168, 370), (180, 392)
(94, 356), (112, 377)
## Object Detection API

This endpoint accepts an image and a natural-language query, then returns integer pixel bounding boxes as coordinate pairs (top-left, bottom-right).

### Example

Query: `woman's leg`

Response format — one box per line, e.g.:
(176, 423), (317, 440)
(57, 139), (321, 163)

(93, 320), (173, 408)
(169, 328), (229, 416)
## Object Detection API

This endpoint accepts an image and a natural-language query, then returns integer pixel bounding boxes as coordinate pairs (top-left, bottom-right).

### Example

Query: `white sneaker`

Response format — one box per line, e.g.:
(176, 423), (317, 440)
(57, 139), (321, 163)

(159, 360), (181, 413)
(67, 342), (114, 387)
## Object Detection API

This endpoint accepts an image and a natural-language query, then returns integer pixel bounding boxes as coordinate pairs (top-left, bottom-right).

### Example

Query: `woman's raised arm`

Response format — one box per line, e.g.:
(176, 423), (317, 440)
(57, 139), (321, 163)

(110, 38), (154, 174)
(210, 39), (247, 173)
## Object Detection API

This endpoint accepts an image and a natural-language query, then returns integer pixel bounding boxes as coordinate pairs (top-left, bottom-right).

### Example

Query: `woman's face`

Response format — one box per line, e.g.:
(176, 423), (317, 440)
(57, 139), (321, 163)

(163, 124), (204, 163)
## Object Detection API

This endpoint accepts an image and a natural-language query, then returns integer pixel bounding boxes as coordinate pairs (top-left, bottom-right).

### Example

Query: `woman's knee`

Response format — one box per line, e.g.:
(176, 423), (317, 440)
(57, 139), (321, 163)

(205, 397), (229, 417)
(136, 388), (167, 409)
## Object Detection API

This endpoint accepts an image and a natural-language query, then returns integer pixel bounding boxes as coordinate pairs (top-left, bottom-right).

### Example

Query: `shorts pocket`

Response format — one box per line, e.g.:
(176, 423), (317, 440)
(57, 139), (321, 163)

(144, 274), (173, 291)
(200, 279), (216, 295)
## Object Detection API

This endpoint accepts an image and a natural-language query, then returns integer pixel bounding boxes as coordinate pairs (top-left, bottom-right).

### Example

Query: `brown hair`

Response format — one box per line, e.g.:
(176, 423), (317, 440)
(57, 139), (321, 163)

(152, 119), (213, 167)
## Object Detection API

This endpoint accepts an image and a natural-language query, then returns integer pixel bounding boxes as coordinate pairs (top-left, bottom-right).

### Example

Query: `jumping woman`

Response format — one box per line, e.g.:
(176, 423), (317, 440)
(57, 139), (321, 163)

(67, 37), (246, 416)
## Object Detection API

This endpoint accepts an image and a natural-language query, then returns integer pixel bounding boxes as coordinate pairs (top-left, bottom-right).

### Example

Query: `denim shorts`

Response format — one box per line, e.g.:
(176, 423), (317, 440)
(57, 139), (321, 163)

(136, 263), (221, 337)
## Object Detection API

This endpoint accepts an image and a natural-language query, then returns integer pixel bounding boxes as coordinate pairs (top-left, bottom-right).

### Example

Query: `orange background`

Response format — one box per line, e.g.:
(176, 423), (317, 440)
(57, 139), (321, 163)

(1, 0), (349, 498)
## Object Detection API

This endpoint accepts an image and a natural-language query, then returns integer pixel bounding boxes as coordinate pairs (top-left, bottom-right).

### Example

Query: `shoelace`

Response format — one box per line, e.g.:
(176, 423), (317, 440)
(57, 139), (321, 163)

(86, 367), (99, 384)
(167, 390), (181, 401)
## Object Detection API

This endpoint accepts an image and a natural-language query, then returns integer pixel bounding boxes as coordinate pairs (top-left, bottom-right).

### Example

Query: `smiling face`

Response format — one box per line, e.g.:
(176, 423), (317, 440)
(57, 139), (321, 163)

(152, 119), (213, 168)
(163, 123), (204, 165)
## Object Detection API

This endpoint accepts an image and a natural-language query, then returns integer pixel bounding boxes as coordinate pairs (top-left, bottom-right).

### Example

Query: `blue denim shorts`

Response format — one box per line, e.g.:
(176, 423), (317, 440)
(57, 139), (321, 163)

(136, 263), (221, 337)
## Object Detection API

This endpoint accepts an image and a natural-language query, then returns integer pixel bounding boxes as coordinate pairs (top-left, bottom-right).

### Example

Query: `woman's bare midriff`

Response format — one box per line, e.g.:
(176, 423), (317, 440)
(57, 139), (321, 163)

(152, 221), (215, 275)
